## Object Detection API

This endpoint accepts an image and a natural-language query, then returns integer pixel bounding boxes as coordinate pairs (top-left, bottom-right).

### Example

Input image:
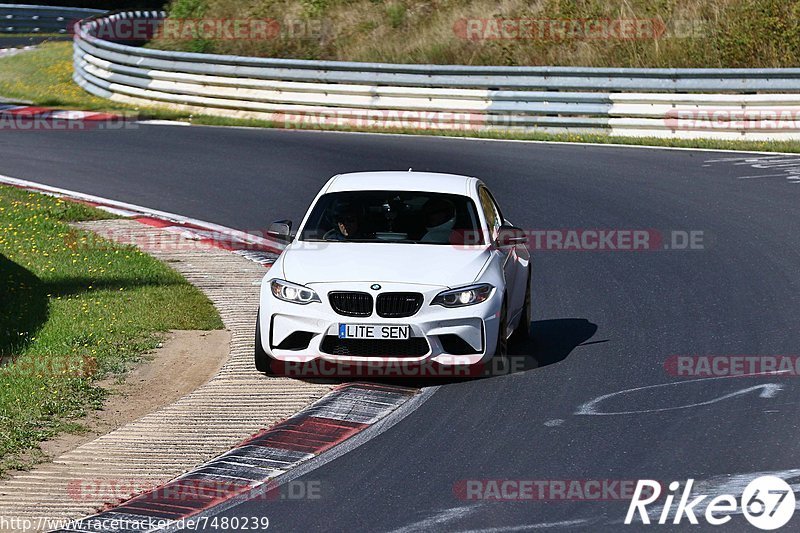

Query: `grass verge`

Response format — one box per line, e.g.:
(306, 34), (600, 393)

(0, 42), (121, 111)
(157, 0), (800, 68)
(2, 42), (800, 154)
(0, 185), (223, 476)
(0, 41), (185, 119)
(191, 114), (800, 154)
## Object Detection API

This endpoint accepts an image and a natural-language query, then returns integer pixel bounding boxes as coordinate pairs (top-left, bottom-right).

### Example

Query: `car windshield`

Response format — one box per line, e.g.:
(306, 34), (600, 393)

(299, 190), (485, 245)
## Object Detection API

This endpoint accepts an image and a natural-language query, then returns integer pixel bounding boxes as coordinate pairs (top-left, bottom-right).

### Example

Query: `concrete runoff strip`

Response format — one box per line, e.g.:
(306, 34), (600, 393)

(51, 383), (418, 533)
(0, 219), (333, 530)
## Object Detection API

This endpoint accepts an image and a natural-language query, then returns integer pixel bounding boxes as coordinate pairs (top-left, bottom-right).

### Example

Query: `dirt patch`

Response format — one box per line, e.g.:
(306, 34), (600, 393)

(38, 329), (230, 460)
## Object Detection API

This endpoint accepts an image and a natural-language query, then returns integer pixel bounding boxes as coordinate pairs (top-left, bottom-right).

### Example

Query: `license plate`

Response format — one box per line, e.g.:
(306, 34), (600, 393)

(339, 324), (411, 340)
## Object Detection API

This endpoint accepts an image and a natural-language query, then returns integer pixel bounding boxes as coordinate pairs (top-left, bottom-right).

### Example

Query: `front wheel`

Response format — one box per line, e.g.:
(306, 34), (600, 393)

(511, 271), (532, 343)
(493, 298), (508, 357)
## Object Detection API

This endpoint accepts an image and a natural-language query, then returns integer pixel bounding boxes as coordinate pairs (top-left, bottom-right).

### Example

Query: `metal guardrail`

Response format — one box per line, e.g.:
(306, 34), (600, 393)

(0, 4), (103, 34)
(70, 10), (800, 139)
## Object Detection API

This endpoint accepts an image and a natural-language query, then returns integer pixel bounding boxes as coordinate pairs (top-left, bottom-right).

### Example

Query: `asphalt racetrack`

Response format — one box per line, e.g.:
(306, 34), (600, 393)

(2, 126), (799, 531)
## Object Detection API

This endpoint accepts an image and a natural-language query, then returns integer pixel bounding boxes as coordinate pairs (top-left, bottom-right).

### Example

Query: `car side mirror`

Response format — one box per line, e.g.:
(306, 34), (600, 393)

(496, 224), (527, 247)
(267, 219), (293, 241)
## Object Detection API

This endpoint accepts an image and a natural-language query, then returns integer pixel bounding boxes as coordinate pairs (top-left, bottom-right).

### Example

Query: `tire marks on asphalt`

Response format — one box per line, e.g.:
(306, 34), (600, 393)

(703, 155), (800, 183)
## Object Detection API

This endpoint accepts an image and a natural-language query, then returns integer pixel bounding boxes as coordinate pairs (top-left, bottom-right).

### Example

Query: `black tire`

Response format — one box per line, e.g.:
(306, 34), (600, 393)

(255, 311), (277, 375)
(511, 270), (532, 343)
(487, 298), (509, 377)
(494, 300), (508, 357)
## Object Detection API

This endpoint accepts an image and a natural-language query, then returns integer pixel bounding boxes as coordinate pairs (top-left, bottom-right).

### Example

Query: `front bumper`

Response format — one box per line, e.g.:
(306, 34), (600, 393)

(259, 280), (502, 366)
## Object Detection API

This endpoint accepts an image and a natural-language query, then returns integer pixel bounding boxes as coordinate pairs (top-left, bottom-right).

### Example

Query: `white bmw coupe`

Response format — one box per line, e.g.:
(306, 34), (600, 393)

(256, 171), (531, 375)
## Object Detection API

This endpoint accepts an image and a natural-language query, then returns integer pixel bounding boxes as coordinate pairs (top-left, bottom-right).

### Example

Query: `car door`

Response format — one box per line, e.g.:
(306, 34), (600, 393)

(478, 186), (517, 325)
(480, 186), (529, 325)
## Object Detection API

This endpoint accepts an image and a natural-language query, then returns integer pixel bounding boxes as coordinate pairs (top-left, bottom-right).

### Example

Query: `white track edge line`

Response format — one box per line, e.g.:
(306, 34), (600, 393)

(165, 122), (800, 157)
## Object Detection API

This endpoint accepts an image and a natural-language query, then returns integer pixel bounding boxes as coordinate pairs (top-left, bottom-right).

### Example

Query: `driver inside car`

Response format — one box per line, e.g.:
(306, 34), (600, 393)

(421, 198), (457, 243)
(324, 203), (372, 240)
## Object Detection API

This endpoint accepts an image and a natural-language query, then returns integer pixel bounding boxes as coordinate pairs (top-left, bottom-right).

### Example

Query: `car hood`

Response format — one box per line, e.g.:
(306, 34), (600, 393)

(278, 242), (492, 288)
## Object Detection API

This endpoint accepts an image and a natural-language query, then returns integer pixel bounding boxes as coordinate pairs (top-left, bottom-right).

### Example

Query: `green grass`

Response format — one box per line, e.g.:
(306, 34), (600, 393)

(190, 113), (800, 153)
(0, 41), (185, 120)
(0, 185), (222, 476)
(156, 0), (800, 67)
(0, 42), (119, 110)
(416, 129), (800, 154)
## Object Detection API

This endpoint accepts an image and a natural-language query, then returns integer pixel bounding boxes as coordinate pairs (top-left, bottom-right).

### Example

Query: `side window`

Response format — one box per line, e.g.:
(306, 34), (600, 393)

(487, 190), (504, 225)
(478, 186), (502, 236)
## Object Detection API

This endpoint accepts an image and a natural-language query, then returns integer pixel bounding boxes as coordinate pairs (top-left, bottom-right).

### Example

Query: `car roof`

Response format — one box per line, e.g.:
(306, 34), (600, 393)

(325, 171), (479, 196)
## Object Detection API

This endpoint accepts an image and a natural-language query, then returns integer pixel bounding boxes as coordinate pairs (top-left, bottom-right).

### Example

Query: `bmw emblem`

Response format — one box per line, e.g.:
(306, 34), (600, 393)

(370, 284), (381, 291)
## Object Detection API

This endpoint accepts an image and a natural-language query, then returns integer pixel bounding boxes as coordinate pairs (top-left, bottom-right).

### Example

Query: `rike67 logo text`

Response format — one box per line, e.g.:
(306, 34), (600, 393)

(626, 476), (795, 530)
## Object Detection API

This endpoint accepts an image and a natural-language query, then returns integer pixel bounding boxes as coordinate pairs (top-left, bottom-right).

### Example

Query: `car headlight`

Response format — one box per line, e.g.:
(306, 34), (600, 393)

(431, 283), (494, 308)
(270, 279), (320, 304)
